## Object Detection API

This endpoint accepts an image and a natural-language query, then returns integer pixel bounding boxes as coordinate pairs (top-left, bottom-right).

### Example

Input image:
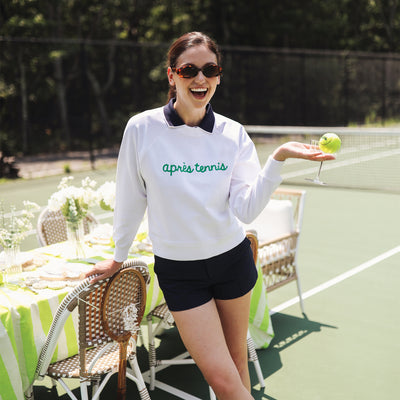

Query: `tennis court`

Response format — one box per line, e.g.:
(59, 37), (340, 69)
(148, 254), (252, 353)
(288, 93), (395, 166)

(1, 128), (399, 399)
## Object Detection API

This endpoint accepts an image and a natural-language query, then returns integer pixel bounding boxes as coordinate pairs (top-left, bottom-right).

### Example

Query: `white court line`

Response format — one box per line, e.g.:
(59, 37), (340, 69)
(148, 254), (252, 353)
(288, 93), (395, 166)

(282, 147), (400, 179)
(270, 245), (400, 314)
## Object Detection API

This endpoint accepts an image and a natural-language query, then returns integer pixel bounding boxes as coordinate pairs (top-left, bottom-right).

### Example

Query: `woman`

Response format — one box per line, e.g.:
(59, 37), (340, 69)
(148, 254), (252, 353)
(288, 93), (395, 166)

(86, 32), (334, 399)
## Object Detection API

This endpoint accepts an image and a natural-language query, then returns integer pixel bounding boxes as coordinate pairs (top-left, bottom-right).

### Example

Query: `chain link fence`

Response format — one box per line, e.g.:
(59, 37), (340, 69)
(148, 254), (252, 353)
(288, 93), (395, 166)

(1, 38), (400, 157)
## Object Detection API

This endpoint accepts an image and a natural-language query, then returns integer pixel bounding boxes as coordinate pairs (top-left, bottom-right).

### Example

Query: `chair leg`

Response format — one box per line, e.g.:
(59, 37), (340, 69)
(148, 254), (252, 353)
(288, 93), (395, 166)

(127, 357), (151, 400)
(91, 377), (100, 397)
(57, 378), (80, 400)
(138, 387), (152, 400)
(247, 332), (265, 388)
(24, 386), (34, 400)
(295, 273), (306, 314)
(90, 373), (114, 400)
(138, 326), (147, 348)
(80, 381), (90, 400)
(146, 314), (157, 390)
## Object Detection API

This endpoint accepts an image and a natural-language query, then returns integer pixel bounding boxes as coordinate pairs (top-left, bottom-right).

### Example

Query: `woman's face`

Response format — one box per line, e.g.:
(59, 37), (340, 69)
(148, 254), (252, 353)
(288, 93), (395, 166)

(168, 45), (220, 113)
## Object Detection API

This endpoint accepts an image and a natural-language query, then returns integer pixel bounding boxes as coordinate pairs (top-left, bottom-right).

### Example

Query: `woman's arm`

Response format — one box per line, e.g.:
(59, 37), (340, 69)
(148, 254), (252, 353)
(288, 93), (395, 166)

(230, 137), (335, 224)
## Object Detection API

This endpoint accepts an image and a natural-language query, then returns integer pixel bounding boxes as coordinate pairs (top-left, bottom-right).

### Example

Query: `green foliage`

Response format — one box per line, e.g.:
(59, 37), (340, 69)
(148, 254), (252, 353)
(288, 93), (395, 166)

(63, 164), (71, 174)
(1, 0), (400, 156)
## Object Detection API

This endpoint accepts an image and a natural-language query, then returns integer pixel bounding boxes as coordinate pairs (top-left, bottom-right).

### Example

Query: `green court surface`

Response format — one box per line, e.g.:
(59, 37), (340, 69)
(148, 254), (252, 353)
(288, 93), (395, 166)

(1, 146), (399, 399)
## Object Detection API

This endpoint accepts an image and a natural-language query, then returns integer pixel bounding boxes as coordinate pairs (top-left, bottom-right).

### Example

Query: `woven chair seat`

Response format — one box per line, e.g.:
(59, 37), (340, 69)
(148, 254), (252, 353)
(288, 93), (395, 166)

(47, 340), (135, 379)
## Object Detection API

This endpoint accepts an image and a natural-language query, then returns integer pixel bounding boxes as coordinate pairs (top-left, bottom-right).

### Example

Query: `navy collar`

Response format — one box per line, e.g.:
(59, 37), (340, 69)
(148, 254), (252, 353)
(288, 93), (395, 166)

(163, 98), (215, 133)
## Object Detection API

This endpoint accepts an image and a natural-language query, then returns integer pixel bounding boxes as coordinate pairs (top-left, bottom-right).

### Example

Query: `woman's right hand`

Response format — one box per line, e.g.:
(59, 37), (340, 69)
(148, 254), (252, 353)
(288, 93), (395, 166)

(84, 259), (123, 284)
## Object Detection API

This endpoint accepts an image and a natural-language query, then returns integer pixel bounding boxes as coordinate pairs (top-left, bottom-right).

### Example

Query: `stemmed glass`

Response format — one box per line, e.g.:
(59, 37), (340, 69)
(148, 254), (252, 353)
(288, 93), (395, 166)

(305, 140), (327, 185)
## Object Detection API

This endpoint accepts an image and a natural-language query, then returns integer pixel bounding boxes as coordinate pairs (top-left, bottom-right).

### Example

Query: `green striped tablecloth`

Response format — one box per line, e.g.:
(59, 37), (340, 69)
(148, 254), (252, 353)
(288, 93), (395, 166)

(0, 246), (162, 400)
(249, 265), (275, 349)
(0, 285), (77, 400)
(0, 246), (273, 400)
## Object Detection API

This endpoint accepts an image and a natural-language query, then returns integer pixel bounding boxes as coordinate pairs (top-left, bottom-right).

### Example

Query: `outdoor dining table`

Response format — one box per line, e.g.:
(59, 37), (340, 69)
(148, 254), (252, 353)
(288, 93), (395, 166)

(0, 229), (273, 400)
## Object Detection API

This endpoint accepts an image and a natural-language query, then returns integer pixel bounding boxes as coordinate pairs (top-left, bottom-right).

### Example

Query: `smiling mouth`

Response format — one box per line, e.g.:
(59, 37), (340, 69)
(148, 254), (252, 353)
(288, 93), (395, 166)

(190, 88), (208, 99)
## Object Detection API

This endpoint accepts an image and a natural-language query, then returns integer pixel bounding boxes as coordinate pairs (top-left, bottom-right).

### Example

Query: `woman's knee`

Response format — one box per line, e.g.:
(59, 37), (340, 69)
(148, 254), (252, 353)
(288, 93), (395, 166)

(205, 367), (243, 397)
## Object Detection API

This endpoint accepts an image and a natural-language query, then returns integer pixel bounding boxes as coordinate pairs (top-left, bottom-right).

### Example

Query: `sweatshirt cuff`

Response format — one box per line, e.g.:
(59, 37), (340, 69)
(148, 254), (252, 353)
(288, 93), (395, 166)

(261, 155), (284, 179)
(113, 247), (129, 263)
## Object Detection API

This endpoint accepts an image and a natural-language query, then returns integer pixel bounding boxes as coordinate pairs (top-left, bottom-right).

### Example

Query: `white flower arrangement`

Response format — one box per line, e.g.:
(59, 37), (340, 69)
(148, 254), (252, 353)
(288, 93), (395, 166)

(97, 181), (115, 211)
(0, 201), (40, 248)
(97, 181), (116, 212)
(48, 176), (97, 225)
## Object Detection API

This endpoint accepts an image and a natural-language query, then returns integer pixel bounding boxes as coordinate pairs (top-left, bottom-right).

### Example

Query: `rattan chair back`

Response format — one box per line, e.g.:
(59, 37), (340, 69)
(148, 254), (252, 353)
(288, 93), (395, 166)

(34, 276), (107, 381)
(36, 207), (98, 246)
(101, 267), (147, 400)
(76, 278), (111, 377)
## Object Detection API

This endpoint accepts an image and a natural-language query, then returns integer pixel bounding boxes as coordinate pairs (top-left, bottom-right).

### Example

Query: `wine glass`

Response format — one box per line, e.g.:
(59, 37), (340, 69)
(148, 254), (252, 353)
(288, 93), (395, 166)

(305, 140), (327, 185)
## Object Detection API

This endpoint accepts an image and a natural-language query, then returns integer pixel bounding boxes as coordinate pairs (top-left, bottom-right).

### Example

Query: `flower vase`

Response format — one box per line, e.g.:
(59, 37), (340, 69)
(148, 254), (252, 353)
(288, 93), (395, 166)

(66, 219), (86, 259)
(3, 244), (22, 284)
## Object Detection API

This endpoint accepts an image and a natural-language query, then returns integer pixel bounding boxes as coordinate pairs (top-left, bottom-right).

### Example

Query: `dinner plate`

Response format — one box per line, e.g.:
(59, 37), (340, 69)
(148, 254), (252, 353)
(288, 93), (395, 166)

(39, 261), (92, 280)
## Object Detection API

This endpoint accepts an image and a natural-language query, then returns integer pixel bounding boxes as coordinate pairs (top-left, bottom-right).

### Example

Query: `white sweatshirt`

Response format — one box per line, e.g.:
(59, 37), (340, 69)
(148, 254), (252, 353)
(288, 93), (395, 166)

(113, 100), (283, 262)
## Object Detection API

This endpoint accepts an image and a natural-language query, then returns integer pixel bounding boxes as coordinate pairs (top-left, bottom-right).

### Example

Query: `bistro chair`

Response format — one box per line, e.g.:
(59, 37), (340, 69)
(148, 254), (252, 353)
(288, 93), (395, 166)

(145, 231), (266, 399)
(36, 207), (98, 247)
(26, 259), (151, 400)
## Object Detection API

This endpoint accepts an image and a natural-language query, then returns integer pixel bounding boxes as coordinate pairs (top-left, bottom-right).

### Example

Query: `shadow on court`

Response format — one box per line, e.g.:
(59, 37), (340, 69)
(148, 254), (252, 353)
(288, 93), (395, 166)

(32, 314), (338, 399)
(253, 312), (337, 388)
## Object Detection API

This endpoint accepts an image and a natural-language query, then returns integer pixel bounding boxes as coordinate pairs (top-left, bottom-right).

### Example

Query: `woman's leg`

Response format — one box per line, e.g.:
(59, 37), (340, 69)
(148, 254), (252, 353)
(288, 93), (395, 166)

(172, 293), (254, 400)
(215, 290), (252, 391)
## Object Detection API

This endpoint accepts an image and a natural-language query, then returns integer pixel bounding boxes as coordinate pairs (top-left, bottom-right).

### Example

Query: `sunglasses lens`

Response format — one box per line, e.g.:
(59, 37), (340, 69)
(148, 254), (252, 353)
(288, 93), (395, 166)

(203, 65), (221, 77)
(177, 65), (198, 78)
(174, 64), (222, 78)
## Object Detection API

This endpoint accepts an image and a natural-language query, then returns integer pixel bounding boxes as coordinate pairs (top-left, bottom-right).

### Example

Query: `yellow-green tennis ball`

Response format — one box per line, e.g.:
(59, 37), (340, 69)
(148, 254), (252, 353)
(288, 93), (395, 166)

(319, 133), (341, 153)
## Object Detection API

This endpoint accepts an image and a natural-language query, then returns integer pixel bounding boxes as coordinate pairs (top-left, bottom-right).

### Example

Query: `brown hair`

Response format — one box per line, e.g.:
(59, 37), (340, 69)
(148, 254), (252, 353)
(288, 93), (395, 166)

(166, 32), (222, 102)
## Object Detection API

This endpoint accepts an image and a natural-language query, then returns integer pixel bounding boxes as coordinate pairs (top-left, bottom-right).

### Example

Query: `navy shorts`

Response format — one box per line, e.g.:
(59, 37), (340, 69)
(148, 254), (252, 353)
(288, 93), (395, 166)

(154, 238), (258, 312)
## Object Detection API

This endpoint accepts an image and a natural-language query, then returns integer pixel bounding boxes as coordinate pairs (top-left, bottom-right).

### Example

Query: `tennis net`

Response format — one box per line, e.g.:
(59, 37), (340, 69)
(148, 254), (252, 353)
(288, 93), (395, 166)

(246, 126), (400, 193)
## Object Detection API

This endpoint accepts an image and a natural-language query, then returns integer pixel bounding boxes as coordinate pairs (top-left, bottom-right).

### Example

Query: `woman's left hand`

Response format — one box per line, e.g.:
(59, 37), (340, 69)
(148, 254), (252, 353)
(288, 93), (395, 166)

(272, 141), (337, 162)
(83, 258), (123, 284)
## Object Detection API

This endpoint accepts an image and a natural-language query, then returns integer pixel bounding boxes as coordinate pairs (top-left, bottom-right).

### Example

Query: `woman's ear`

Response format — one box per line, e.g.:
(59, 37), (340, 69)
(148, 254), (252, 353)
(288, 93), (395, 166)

(167, 67), (175, 86)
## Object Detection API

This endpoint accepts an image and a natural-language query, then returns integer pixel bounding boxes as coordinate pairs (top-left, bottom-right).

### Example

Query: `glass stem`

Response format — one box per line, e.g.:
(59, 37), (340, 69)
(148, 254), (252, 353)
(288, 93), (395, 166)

(316, 161), (324, 179)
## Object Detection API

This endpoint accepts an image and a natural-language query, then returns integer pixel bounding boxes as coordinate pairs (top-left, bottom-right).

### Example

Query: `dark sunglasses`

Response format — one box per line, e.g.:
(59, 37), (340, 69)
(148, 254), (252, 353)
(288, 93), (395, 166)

(171, 63), (223, 79)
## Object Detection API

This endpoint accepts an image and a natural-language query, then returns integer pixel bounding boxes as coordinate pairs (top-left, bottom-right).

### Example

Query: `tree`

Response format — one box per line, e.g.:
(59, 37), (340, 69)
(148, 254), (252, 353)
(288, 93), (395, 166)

(1, 0), (400, 157)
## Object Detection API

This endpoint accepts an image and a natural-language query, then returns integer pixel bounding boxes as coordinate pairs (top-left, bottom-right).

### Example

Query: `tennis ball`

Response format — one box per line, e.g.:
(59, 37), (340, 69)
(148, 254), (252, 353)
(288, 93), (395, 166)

(319, 133), (341, 154)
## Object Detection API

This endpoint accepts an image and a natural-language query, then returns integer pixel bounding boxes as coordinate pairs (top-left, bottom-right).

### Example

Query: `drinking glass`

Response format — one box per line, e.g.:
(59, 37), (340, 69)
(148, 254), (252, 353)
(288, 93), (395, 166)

(305, 140), (327, 185)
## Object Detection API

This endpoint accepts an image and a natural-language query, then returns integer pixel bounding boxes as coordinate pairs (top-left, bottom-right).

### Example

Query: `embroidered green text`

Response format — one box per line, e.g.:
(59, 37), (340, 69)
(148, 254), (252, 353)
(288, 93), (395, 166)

(163, 162), (228, 176)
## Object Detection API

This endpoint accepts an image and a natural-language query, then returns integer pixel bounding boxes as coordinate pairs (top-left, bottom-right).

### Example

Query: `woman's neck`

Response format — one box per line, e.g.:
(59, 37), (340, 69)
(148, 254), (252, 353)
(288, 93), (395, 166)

(174, 101), (206, 127)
